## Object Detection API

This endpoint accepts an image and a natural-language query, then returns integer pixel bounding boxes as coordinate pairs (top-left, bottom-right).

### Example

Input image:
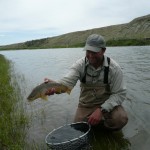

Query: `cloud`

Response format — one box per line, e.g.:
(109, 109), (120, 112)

(0, 0), (150, 45)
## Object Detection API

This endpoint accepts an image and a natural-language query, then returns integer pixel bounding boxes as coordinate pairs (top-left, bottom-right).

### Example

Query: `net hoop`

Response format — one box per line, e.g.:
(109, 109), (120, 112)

(45, 122), (91, 149)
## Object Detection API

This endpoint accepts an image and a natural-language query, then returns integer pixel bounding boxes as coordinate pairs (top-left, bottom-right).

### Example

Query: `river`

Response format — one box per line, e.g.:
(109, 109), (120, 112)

(0, 46), (150, 150)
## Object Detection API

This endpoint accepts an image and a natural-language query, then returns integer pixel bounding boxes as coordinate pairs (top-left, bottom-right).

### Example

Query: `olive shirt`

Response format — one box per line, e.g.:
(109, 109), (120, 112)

(58, 55), (126, 112)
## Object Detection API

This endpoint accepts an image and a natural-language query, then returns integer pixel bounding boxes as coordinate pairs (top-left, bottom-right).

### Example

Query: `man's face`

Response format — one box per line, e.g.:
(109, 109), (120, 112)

(86, 49), (105, 67)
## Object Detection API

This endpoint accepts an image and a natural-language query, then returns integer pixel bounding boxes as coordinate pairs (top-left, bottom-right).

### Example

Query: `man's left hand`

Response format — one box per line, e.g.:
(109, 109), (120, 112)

(88, 108), (103, 125)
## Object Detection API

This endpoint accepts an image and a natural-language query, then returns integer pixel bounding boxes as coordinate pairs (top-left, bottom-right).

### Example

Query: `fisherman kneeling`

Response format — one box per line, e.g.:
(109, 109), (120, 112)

(45, 34), (128, 131)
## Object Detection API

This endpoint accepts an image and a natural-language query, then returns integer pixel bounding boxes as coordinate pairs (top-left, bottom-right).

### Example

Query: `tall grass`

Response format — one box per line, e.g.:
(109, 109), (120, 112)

(0, 54), (29, 150)
(91, 128), (131, 150)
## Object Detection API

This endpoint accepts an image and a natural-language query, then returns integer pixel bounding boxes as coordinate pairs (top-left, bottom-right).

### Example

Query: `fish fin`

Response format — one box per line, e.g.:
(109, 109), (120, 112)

(66, 88), (72, 95)
(41, 95), (48, 100)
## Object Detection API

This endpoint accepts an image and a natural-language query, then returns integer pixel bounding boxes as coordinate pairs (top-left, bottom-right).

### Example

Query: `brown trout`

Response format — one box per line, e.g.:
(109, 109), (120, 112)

(27, 82), (71, 101)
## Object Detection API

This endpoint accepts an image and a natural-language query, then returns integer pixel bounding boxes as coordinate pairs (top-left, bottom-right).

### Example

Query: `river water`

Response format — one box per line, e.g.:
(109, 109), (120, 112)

(0, 46), (150, 150)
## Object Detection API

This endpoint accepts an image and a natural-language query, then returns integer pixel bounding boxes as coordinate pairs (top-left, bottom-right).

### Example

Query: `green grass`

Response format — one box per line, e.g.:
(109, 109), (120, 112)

(91, 128), (131, 150)
(0, 54), (29, 150)
(0, 38), (150, 50)
(106, 38), (150, 46)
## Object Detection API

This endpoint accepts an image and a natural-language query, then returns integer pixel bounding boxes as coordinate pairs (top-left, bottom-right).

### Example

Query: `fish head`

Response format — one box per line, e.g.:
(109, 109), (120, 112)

(27, 88), (42, 101)
(27, 83), (48, 101)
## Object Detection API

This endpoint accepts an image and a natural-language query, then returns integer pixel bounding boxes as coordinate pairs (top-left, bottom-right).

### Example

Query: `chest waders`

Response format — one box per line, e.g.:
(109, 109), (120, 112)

(79, 57), (111, 108)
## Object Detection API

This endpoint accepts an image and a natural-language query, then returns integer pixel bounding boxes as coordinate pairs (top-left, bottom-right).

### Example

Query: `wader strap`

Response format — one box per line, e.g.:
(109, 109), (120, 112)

(104, 57), (110, 84)
(81, 57), (87, 83)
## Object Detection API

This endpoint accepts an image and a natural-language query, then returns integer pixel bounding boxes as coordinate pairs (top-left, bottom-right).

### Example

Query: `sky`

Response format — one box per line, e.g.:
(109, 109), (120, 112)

(0, 0), (150, 46)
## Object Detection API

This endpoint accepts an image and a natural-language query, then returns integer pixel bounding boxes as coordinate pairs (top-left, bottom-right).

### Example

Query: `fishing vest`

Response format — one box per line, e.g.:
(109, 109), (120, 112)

(79, 57), (111, 108)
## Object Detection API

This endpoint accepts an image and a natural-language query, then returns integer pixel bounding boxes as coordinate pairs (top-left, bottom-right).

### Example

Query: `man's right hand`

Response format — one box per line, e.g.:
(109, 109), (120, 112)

(45, 88), (56, 95)
(44, 78), (55, 83)
(44, 78), (56, 95)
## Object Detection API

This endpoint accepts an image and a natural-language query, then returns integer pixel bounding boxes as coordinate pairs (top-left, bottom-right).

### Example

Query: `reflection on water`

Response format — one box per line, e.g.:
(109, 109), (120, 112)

(0, 46), (150, 150)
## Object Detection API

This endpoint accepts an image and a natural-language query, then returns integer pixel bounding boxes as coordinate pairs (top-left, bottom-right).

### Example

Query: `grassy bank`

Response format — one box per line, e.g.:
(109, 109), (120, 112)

(106, 38), (150, 46)
(0, 38), (150, 50)
(0, 54), (29, 150)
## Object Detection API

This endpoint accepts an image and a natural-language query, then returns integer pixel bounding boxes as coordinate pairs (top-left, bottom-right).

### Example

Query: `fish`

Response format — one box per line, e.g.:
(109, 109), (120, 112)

(27, 82), (71, 101)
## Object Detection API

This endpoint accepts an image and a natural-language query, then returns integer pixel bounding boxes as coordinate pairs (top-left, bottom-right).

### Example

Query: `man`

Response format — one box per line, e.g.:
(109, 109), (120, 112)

(45, 34), (128, 131)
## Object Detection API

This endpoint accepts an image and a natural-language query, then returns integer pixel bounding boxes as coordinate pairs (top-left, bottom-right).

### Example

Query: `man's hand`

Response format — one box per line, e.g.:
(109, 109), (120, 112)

(45, 88), (56, 95)
(88, 108), (103, 126)
(44, 78), (56, 95)
(44, 78), (55, 83)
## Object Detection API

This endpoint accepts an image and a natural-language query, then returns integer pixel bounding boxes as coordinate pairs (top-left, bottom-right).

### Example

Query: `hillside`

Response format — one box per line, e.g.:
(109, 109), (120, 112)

(0, 14), (150, 50)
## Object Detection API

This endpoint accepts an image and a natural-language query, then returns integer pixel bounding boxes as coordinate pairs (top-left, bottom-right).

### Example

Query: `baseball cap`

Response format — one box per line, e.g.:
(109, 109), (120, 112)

(83, 34), (106, 52)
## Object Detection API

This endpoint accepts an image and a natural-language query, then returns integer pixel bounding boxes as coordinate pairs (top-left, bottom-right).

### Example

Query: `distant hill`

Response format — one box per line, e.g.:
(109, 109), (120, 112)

(0, 14), (150, 50)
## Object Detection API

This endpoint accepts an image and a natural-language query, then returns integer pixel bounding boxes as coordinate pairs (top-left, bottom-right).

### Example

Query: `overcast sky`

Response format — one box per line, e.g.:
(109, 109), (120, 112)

(0, 0), (150, 45)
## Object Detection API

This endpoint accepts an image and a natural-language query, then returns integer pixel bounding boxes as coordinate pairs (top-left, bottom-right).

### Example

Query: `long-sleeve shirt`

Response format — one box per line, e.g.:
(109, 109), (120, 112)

(58, 55), (126, 112)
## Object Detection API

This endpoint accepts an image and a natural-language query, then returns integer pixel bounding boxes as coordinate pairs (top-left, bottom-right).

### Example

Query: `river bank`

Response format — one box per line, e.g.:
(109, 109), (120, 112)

(0, 54), (29, 150)
(0, 39), (150, 50)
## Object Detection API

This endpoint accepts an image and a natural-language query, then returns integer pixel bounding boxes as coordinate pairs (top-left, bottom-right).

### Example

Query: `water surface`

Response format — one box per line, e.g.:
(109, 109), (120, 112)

(1, 46), (150, 150)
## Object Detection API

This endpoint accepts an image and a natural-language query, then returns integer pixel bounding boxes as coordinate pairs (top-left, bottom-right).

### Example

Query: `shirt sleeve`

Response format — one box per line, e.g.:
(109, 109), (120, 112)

(57, 58), (84, 89)
(101, 61), (127, 112)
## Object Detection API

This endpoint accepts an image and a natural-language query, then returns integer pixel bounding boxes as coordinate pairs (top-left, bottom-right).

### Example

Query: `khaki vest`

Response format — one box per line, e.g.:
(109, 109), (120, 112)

(79, 82), (111, 108)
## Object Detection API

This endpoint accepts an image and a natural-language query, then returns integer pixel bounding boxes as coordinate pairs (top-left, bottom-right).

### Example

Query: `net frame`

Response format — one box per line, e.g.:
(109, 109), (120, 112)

(45, 122), (91, 150)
